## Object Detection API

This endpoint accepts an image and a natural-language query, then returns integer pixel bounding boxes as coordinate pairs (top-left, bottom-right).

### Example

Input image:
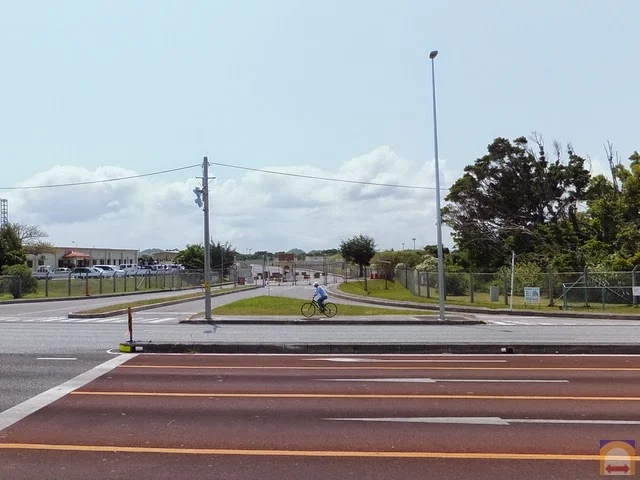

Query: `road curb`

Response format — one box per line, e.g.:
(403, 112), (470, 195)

(68, 285), (260, 318)
(179, 318), (485, 325)
(118, 342), (640, 355)
(329, 286), (640, 320)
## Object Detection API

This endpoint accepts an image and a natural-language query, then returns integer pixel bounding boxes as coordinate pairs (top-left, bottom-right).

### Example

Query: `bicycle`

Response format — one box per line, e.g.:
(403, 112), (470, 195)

(301, 298), (338, 318)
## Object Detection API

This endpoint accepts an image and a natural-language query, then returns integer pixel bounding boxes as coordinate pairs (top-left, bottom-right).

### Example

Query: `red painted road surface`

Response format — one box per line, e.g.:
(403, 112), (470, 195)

(1, 354), (639, 479)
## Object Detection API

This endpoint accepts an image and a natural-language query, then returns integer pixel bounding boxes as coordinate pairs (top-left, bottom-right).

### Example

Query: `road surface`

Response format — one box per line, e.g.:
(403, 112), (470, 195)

(1, 354), (638, 479)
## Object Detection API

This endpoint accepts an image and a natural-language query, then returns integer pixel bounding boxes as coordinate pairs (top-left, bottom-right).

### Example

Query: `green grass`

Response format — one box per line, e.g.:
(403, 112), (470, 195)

(0, 275), (204, 302)
(76, 285), (255, 314)
(339, 279), (640, 314)
(79, 293), (205, 314)
(208, 296), (429, 316)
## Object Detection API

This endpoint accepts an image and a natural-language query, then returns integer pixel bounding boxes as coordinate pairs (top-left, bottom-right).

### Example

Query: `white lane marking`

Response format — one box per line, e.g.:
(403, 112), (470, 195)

(326, 417), (640, 426)
(507, 419), (640, 425)
(37, 357), (77, 361)
(328, 417), (509, 425)
(320, 378), (569, 383)
(148, 318), (174, 324)
(307, 358), (507, 363)
(0, 354), (134, 432)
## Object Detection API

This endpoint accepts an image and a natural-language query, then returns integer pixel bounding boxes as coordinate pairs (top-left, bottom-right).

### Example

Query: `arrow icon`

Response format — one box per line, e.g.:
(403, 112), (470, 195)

(606, 463), (630, 474)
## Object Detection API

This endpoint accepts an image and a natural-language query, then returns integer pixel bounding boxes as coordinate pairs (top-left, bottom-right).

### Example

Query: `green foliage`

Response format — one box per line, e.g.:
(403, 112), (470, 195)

(340, 235), (376, 274)
(175, 244), (205, 269)
(0, 264), (38, 299)
(497, 261), (544, 296)
(0, 224), (26, 270)
(443, 136), (590, 270)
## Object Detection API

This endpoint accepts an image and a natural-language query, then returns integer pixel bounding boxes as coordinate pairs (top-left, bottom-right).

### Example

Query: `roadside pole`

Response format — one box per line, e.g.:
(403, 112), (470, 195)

(202, 157), (212, 320)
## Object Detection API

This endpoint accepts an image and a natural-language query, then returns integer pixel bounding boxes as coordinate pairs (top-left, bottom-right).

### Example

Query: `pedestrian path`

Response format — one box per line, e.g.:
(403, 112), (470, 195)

(0, 315), (177, 325)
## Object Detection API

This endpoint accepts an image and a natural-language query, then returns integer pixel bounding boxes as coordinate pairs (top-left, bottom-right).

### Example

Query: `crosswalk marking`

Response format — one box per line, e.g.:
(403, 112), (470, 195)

(0, 316), (177, 324)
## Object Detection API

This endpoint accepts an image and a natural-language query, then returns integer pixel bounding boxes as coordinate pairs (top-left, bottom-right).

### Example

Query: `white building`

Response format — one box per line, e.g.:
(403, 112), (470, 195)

(26, 246), (139, 271)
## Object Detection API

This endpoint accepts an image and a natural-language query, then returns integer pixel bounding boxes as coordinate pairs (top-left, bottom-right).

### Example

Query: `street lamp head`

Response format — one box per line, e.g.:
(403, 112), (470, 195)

(429, 50), (438, 59)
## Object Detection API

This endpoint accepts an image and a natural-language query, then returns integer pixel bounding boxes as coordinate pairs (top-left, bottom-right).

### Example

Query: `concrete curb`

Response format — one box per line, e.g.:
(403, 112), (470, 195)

(119, 342), (640, 355)
(68, 285), (260, 318)
(329, 286), (640, 320)
(179, 316), (485, 325)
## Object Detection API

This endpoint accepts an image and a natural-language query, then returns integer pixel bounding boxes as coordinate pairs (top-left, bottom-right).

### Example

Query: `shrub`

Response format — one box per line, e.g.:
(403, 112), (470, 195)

(1, 264), (38, 299)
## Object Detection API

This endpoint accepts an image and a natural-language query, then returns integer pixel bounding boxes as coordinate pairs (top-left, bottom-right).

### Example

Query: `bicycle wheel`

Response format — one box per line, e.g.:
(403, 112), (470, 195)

(301, 302), (316, 317)
(322, 302), (338, 318)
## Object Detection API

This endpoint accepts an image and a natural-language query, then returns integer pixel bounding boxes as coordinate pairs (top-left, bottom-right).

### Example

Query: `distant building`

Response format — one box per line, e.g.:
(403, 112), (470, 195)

(26, 246), (139, 271)
(151, 250), (179, 264)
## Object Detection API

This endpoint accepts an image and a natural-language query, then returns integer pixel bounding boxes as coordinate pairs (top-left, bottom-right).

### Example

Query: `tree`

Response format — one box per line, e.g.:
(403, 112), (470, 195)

(443, 135), (591, 270)
(139, 254), (153, 265)
(175, 244), (205, 270)
(340, 235), (376, 276)
(0, 224), (26, 270)
(210, 241), (237, 275)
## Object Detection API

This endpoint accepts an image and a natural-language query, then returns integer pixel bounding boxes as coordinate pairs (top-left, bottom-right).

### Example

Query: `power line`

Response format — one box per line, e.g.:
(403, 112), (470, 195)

(0, 164), (201, 191)
(0, 160), (440, 191)
(209, 161), (437, 190)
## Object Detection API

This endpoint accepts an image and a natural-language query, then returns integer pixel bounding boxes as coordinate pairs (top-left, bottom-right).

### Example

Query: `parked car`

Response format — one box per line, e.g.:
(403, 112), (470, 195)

(93, 265), (124, 277)
(72, 267), (103, 279)
(54, 268), (72, 275)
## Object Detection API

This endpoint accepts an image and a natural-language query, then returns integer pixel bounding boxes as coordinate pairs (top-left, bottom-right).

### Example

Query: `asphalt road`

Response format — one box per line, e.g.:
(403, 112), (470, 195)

(1, 354), (638, 479)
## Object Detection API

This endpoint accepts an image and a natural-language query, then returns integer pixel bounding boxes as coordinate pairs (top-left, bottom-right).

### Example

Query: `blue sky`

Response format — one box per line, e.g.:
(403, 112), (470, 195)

(0, 0), (638, 252)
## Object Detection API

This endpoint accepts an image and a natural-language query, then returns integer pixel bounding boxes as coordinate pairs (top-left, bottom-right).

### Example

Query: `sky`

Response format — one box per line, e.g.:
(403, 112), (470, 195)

(0, 0), (637, 254)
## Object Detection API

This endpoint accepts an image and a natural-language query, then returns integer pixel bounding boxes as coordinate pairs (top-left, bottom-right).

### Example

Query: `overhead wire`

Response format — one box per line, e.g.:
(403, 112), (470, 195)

(0, 160), (438, 191)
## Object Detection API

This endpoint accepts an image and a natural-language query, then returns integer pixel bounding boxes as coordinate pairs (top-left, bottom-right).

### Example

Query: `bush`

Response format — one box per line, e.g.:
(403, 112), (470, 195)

(1, 264), (38, 299)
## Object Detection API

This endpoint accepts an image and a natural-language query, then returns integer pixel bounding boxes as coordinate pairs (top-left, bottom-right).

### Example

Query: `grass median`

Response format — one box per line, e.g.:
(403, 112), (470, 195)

(78, 286), (255, 315)
(339, 279), (640, 314)
(204, 296), (429, 316)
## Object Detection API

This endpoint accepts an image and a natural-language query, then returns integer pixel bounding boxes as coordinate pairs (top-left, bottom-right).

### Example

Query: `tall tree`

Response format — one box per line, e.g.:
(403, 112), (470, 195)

(340, 235), (376, 276)
(443, 135), (590, 269)
(0, 224), (26, 269)
(175, 244), (204, 270)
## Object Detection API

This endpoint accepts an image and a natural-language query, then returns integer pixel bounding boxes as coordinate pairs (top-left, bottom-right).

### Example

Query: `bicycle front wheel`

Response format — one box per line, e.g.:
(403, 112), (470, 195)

(322, 302), (338, 318)
(301, 302), (316, 317)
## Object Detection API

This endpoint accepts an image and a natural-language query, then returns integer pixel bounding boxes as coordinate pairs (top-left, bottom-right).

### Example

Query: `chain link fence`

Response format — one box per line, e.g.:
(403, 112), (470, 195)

(0, 270), (206, 301)
(393, 266), (640, 309)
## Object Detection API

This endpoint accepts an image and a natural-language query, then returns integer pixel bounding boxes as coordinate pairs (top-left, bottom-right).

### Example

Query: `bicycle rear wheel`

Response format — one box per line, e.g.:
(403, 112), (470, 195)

(301, 302), (316, 317)
(322, 302), (338, 318)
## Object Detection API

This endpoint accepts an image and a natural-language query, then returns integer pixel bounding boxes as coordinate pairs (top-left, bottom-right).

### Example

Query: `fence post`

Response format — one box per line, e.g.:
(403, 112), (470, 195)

(124, 274), (127, 292)
(503, 272), (509, 306)
(563, 286), (567, 309)
(426, 271), (431, 298)
(583, 265), (589, 307)
(45, 274), (49, 298)
(469, 271), (474, 303)
(633, 266), (637, 307)
(68, 273), (71, 297)
(113, 273), (117, 293)
(547, 269), (554, 306)
(417, 270), (421, 297)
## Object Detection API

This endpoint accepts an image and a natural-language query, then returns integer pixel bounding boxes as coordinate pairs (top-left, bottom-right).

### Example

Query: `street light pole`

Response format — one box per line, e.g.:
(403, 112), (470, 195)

(202, 157), (212, 320)
(412, 237), (416, 251)
(430, 49), (446, 321)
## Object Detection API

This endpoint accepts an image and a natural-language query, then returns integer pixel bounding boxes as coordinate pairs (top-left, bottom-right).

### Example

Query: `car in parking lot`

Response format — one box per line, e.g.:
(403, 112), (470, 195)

(72, 267), (103, 279)
(93, 265), (124, 277)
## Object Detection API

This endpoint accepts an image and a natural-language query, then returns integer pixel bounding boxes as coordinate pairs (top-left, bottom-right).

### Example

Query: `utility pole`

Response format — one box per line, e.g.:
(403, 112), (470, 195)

(194, 157), (212, 321)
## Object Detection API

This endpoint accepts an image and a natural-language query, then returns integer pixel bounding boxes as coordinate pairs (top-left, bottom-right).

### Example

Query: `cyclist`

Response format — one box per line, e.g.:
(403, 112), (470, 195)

(312, 282), (328, 311)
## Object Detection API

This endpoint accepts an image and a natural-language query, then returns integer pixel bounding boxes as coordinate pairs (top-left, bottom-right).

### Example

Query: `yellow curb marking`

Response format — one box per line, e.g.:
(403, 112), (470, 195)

(0, 443), (636, 461)
(70, 391), (640, 401)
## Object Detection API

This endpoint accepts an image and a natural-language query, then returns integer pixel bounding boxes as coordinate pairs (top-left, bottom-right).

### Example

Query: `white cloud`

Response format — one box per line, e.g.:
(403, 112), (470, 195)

(2, 147), (456, 252)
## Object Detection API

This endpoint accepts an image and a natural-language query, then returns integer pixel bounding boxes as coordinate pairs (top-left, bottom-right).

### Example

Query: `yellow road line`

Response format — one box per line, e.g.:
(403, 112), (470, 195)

(70, 391), (640, 401)
(118, 365), (640, 371)
(0, 443), (635, 461)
